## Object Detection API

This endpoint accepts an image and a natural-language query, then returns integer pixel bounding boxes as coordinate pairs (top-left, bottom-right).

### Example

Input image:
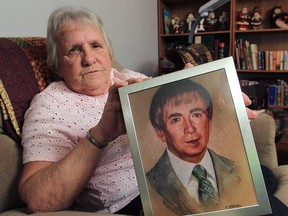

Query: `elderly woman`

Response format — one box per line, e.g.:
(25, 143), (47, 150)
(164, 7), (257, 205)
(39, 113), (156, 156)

(18, 6), (146, 214)
(18, 5), (270, 216)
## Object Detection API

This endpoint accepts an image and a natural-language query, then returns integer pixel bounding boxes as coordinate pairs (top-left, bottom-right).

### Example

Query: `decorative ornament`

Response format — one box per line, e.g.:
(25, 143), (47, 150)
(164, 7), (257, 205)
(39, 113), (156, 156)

(237, 7), (250, 30)
(270, 6), (288, 29)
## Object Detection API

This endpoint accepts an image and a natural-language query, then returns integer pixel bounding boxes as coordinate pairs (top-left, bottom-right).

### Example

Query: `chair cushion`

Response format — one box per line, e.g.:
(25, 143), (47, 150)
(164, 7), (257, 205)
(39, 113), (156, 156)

(250, 113), (278, 169)
(0, 37), (54, 143)
(0, 134), (25, 212)
(272, 165), (288, 206)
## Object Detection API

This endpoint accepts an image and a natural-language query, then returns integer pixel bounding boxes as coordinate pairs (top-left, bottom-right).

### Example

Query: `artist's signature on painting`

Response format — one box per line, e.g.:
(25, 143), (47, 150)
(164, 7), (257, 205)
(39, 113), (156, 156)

(225, 204), (242, 209)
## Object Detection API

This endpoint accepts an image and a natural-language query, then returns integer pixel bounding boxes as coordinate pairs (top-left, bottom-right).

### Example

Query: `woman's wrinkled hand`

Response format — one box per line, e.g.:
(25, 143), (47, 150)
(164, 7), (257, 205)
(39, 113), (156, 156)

(95, 78), (147, 143)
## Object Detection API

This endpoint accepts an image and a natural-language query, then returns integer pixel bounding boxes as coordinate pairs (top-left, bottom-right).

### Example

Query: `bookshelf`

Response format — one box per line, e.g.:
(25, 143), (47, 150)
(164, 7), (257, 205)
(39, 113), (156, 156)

(158, 0), (288, 110)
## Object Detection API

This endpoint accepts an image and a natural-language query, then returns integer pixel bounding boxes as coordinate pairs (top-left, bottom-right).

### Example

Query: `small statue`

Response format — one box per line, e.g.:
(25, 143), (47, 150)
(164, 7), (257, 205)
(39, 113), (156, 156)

(270, 6), (288, 29)
(196, 17), (205, 32)
(219, 10), (229, 30)
(237, 7), (250, 30)
(251, 11), (262, 30)
(171, 17), (180, 34)
(185, 12), (195, 33)
(204, 11), (218, 31)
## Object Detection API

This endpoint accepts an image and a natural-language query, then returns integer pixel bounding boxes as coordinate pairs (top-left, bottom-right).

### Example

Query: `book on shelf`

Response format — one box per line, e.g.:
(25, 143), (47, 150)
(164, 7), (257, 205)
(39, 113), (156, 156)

(234, 41), (240, 70)
(276, 51), (281, 70)
(265, 51), (269, 70)
(267, 80), (288, 107)
(250, 43), (258, 70)
(258, 51), (265, 70)
(234, 39), (288, 71)
(268, 85), (277, 106)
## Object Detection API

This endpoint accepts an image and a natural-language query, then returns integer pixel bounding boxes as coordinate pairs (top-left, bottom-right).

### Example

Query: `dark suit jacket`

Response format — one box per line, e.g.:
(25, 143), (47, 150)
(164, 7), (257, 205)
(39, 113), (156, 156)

(146, 148), (240, 215)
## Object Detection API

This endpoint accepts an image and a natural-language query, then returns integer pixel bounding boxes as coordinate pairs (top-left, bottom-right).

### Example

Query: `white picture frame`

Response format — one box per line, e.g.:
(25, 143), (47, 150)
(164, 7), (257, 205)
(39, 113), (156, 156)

(119, 57), (271, 216)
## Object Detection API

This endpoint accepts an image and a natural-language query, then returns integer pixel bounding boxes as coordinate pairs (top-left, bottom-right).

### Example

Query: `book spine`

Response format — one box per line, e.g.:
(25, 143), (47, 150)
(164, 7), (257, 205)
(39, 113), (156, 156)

(268, 85), (276, 106)
(280, 51), (284, 70)
(234, 40), (240, 69)
(261, 51), (265, 70)
(276, 50), (281, 70)
(269, 51), (274, 70)
(265, 50), (269, 70)
(285, 85), (288, 105)
(250, 44), (258, 70)
(245, 40), (252, 70)
(273, 51), (277, 70)
(285, 51), (288, 70)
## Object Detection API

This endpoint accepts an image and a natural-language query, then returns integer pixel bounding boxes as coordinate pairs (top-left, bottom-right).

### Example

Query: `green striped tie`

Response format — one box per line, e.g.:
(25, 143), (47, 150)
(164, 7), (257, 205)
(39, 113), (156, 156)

(192, 164), (218, 207)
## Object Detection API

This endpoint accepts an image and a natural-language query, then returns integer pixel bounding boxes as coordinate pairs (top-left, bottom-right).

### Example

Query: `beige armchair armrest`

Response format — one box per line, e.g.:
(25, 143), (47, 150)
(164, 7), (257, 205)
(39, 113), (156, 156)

(250, 113), (278, 170)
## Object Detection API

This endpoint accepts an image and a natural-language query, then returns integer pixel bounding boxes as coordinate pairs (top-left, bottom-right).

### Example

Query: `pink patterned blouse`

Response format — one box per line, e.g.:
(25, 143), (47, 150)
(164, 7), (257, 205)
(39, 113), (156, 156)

(21, 68), (146, 213)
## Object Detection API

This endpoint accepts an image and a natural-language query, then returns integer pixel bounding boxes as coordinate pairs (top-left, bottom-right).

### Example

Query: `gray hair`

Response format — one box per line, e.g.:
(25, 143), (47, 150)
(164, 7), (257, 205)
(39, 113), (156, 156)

(46, 7), (114, 72)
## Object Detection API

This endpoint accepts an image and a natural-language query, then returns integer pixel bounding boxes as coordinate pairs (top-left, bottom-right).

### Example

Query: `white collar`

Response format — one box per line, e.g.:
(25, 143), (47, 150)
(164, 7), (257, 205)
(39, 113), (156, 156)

(168, 149), (217, 188)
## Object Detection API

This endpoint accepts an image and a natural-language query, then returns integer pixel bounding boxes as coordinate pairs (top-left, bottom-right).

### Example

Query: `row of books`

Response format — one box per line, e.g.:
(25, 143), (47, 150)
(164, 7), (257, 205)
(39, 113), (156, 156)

(239, 80), (260, 87)
(268, 80), (288, 106)
(235, 39), (288, 71)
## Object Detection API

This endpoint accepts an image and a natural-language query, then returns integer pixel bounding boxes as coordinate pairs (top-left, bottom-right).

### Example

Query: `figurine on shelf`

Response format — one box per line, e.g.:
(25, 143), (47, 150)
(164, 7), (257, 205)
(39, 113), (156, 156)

(184, 12), (195, 33)
(237, 7), (250, 30)
(270, 6), (288, 29)
(204, 11), (218, 31)
(171, 16), (180, 34)
(196, 17), (205, 32)
(250, 10), (263, 30)
(219, 10), (229, 30)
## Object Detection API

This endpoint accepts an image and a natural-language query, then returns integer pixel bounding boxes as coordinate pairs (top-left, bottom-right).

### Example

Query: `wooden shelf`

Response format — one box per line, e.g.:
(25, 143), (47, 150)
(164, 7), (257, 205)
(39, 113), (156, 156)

(158, 0), (288, 111)
(269, 105), (288, 109)
(237, 70), (288, 73)
(235, 28), (288, 34)
(160, 30), (231, 37)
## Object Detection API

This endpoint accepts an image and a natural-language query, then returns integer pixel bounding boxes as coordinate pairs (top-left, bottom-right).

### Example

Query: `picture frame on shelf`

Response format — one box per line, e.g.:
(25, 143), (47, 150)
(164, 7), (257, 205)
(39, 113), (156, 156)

(119, 57), (272, 216)
(163, 8), (172, 34)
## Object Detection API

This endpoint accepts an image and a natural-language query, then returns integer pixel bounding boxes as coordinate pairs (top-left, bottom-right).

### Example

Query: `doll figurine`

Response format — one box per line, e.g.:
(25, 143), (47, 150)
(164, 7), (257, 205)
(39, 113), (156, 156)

(185, 12), (195, 32)
(171, 16), (184, 34)
(237, 7), (250, 30)
(219, 10), (229, 30)
(196, 17), (205, 32)
(204, 11), (218, 31)
(251, 11), (262, 30)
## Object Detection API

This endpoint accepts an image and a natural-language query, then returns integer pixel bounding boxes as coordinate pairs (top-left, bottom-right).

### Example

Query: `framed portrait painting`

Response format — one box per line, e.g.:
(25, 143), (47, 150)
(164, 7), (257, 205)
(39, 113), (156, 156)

(119, 57), (271, 216)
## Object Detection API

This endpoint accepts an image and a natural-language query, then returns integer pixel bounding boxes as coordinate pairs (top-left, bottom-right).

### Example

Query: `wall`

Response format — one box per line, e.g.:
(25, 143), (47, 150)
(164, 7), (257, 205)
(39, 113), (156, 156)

(0, 0), (158, 76)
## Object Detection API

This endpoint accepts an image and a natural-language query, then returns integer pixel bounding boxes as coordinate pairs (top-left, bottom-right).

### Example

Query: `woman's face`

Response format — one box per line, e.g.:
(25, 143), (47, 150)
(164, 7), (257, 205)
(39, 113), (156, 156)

(56, 21), (112, 96)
